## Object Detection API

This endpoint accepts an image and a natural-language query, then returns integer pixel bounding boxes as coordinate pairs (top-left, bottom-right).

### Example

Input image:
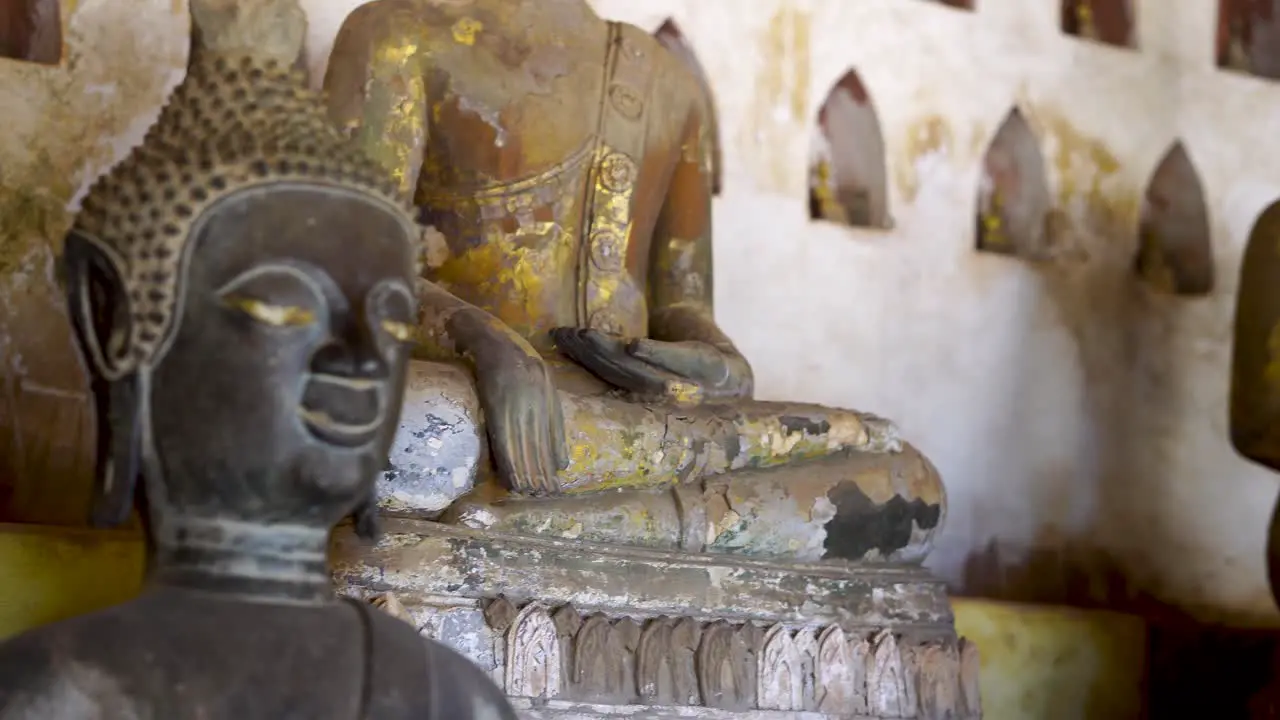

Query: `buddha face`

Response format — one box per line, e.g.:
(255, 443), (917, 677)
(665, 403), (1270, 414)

(142, 184), (416, 526)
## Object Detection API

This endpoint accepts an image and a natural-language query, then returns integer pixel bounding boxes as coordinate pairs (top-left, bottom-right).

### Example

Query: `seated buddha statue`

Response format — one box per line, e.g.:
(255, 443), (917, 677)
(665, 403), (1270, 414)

(0, 2), (517, 717)
(323, 0), (945, 562)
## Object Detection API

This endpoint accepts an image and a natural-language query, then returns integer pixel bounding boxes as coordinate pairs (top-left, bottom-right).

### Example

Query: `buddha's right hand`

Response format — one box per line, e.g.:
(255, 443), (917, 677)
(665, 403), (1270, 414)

(445, 309), (568, 496)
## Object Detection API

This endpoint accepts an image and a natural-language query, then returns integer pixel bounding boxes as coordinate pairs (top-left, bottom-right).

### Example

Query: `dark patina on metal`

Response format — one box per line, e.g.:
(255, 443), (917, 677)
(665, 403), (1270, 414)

(0, 2), (518, 718)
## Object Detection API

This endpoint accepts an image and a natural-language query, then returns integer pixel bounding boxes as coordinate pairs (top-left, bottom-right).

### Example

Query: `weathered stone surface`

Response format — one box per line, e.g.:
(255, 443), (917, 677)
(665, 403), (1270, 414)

(335, 520), (979, 718)
(378, 363), (942, 566)
(379, 361), (483, 517)
(332, 519), (955, 628)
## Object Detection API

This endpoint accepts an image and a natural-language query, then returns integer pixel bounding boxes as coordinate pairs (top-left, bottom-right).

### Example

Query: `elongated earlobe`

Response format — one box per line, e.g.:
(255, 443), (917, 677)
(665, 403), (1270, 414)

(88, 375), (142, 528)
(352, 488), (380, 540)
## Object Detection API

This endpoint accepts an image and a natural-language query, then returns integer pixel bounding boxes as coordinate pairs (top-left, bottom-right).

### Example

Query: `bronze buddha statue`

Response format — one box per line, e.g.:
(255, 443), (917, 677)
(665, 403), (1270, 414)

(0, 1), (518, 717)
(323, 0), (946, 561)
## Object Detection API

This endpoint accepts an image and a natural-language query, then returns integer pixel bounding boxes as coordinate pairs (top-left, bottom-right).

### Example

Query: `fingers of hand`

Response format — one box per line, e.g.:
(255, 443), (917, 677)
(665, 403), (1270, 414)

(553, 328), (668, 395)
(490, 422), (523, 494)
(546, 380), (570, 473)
(628, 339), (726, 385)
(527, 404), (559, 495)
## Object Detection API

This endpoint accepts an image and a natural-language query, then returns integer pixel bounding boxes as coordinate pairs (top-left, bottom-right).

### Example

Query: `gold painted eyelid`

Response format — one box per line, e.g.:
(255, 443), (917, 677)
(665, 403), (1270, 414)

(380, 319), (415, 342)
(226, 296), (317, 327)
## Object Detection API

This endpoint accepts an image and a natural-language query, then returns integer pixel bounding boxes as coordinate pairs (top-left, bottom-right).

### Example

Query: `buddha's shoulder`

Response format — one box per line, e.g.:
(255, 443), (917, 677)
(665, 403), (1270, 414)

(0, 617), (144, 720)
(333, 0), (483, 46)
(608, 23), (709, 121)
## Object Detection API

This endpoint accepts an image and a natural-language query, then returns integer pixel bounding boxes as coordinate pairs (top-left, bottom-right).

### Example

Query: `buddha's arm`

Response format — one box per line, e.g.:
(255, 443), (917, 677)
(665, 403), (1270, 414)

(323, 4), (566, 492)
(323, 1), (427, 201)
(322, 5), (491, 357)
(645, 99), (754, 398)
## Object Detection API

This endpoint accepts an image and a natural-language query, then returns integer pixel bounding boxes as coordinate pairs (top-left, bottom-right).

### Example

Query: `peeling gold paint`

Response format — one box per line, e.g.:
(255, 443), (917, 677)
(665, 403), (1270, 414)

(853, 468), (898, 505)
(825, 414), (869, 451)
(895, 114), (954, 203)
(451, 17), (482, 46)
(1041, 111), (1122, 211)
(665, 381), (703, 407)
(1028, 109), (1137, 265)
(747, 6), (811, 194)
(366, 43), (426, 197)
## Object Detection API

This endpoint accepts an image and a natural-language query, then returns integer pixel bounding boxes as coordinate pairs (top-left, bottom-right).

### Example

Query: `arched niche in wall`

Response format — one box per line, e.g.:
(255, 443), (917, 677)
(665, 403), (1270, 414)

(1218, 0), (1280, 80)
(653, 19), (722, 196)
(1061, 0), (1136, 49)
(975, 108), (1051, 258)
(924, 0), (975, 9)
(1134, 142), (1214, 296)
(1230, 200), (1280, 472)
(808, 69), (891, 229)
(1, 0), (61, 65)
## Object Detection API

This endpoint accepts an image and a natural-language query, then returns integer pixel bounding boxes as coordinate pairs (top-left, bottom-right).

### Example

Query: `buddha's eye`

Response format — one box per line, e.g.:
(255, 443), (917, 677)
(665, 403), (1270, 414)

(226, 296), (317, 327)
(216, 264), (327, 331)
(380, 319), (414, 342)
(369, 279), (416, 347)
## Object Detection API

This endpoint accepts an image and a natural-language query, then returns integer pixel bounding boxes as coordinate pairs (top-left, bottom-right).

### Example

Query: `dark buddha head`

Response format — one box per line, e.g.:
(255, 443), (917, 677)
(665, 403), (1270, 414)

(128, 183), (414, 529)
(62, 48), (418, 557)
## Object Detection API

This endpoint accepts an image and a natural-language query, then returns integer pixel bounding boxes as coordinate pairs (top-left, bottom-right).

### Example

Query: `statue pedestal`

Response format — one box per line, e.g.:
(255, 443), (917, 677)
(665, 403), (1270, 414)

(332, 519), (981, 719)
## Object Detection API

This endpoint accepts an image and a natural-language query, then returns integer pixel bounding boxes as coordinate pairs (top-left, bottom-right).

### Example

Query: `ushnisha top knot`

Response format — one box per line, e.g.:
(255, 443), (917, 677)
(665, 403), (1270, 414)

(72, 51), (416, 379)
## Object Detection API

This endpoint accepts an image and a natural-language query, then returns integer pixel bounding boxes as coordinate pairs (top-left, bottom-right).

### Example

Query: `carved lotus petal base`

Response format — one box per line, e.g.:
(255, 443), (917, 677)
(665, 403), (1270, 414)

(333, 519), (980, 719)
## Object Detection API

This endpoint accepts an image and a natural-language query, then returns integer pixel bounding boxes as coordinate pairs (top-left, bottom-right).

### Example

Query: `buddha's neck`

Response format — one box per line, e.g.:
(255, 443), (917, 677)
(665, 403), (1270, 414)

(148, 515), (333, 606)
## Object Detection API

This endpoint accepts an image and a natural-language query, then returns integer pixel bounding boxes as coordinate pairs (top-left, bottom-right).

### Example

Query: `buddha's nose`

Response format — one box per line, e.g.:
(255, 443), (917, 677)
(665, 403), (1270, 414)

(311, 326), (388, 380)
(301, 328), (389, 448)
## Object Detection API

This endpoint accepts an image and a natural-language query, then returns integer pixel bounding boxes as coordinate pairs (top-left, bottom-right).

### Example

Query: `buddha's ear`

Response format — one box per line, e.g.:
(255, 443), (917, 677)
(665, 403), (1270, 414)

(63, 230), (131, 380)
(62, 230), (141, 528)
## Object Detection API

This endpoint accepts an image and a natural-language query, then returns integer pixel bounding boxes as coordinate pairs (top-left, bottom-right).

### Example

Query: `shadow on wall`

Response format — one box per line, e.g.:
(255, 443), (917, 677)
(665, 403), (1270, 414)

(808, 69), (891, 230)
(961, 109), (1280, 714)
(966, 113), (1220, 619)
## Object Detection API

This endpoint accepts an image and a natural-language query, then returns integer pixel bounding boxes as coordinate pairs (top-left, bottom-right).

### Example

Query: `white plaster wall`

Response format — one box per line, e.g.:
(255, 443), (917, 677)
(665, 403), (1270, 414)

(4, 0), (1279, 624)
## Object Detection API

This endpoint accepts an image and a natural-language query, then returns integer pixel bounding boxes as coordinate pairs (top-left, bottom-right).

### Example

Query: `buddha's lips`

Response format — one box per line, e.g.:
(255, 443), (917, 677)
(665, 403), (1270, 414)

(299, 375), (384, 447)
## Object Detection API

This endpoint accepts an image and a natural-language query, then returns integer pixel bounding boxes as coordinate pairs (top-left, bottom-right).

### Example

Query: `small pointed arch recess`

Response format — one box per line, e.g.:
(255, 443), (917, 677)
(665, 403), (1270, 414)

(1230, 200), (1280, 472)
(975, 108), (1051, 258)
(654, 19), (722, 196)
(1218, 0), (1280, 80)
(1061, 0), (1136, 49)
(0, 0), (61, 65)
(1134, 142), (1214, 296)
(808, 69), (890, 229)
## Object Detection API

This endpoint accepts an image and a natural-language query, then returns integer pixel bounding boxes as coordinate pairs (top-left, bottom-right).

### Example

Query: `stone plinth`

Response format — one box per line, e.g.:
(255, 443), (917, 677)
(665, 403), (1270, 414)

(332, 519), (980, 719)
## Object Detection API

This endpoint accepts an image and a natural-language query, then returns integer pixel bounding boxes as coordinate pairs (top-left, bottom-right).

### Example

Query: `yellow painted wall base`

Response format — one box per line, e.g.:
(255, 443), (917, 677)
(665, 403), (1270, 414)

(0, 525), (1148, 718)
(953, 598), (1147, 720)
(0, 524), (145, 639)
